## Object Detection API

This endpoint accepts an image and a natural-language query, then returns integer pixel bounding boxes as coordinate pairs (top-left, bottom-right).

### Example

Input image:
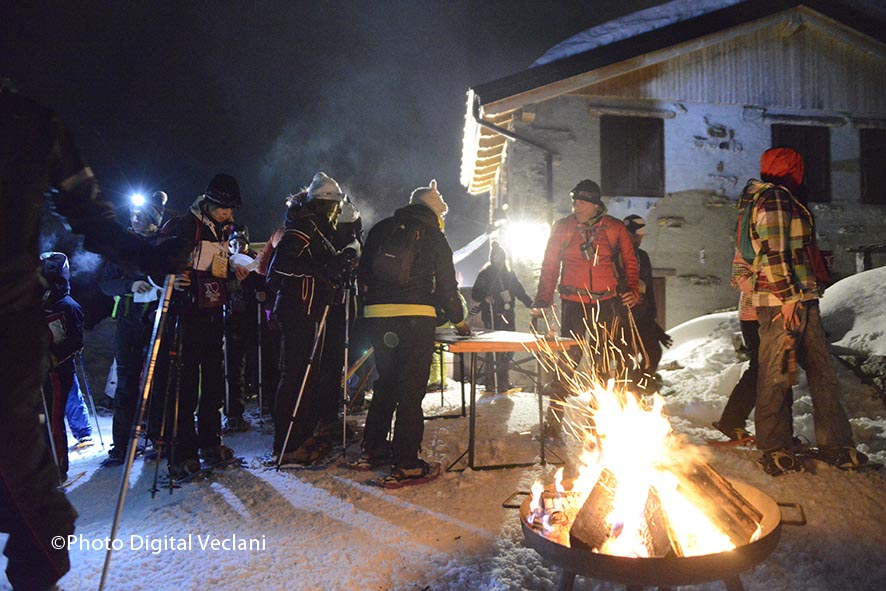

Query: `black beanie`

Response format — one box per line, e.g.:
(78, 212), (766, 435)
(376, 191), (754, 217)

(570, 179), (603, 205)
(205, 173), (242, 208)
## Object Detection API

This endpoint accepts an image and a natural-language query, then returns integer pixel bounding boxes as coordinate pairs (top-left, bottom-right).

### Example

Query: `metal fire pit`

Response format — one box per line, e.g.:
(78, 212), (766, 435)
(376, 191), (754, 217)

(519, 480), (782, 591)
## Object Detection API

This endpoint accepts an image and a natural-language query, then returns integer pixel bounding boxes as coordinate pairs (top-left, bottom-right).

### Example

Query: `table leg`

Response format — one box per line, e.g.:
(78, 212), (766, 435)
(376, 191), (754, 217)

(468, 352), (477, 469)
(537, 358), (545, 465)
(459, 352), (466, 417)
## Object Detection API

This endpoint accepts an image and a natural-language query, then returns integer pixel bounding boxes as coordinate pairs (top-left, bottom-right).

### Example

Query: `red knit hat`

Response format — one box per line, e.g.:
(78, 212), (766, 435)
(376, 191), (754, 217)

(760, 147), (804, 189)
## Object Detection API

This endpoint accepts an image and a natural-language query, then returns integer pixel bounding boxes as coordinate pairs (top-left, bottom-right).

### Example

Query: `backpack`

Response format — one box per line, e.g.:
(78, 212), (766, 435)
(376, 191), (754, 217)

(736, 183), (773, 265)
(371, 219), (423, 285)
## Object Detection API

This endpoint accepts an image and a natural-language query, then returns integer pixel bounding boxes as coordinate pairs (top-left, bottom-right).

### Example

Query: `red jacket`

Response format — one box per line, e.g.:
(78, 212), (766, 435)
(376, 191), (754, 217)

(535, 214), (639, 305)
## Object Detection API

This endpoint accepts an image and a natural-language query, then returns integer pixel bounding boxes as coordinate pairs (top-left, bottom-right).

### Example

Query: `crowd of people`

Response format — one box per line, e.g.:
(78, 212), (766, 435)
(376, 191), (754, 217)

(0, 79), (872, 591)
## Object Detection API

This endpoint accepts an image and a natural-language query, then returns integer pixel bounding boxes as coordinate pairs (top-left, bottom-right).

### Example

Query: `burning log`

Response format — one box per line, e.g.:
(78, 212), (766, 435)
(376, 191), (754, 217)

(669, 462), (763, 546)
(642, 486), (683, 557)
(569, 468), (617, 550)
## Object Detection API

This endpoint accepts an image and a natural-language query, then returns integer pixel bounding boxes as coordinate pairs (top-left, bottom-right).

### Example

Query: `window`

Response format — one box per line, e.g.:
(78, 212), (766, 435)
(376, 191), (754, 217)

(601, 116), (664, 198)
(770, 124), (831, 202)
(861, 128), (886, 205)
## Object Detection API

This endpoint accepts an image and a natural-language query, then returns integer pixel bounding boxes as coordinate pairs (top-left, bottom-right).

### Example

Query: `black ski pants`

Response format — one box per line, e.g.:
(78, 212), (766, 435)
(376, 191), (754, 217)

(111, 309), (152, 453)
(0, 307), (77, 590)
(172, 309), (225, 461)
(273, 296), (325, 454)
(224, 308), (258, 418)
(362, 315), (436, 469)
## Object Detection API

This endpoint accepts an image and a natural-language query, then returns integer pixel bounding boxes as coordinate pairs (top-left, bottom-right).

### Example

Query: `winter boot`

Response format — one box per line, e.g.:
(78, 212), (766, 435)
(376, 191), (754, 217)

(100, 447), (126, 468)
(168, 458), (202, 480)
(200, 444), (235, 463)
(712, 421), (752, 442)
(222, 415), (250, 434)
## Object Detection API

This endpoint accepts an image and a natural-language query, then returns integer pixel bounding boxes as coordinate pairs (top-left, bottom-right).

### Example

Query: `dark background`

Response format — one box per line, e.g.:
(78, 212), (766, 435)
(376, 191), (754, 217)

(2, 0), (663, 283)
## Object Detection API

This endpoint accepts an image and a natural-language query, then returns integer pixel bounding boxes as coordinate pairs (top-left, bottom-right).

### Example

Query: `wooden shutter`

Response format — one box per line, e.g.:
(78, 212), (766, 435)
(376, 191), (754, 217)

(601, 116), (664, 198)
(861, 129), (886, 205)
(771, 124), (831, 202)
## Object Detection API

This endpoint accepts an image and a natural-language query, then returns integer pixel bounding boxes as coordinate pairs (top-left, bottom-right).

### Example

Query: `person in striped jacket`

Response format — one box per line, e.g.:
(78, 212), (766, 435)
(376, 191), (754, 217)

(749, 147), (867, 475)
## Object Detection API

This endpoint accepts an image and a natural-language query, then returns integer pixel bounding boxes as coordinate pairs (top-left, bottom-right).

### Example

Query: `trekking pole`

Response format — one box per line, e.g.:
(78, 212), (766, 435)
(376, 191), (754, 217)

(40, 387), (63, 483)
(74, 351), (105, 450)
(222, 303), (230, 424)
(149, 310), (182, 498)
(489, 300), (498, 394)
(277, 304), (330, 470)
(340, 286), (350, 455)
(100, 274), (174, 591)
(256, 298), (264, 428)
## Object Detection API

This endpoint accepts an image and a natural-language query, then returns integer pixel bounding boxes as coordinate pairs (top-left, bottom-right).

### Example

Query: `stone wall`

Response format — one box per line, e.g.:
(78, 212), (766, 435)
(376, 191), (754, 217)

(496, 96), (886, 329)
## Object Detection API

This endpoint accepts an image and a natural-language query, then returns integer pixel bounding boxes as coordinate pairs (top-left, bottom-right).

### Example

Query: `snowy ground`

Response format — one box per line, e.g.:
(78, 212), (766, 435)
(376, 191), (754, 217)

(3, 268), (886, 591)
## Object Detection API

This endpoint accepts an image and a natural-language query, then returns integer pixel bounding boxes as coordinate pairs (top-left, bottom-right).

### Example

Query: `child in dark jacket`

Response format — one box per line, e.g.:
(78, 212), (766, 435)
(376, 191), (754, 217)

(41, 251), (92, 482)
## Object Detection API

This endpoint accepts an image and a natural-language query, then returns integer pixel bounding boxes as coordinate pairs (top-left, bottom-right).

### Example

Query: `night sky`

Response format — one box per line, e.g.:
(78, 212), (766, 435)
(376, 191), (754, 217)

(3, 0), (663, 279)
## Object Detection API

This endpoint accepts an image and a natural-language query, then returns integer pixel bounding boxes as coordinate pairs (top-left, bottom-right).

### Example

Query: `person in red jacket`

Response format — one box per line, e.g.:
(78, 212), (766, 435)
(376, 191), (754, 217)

(532, 179), (640, 439)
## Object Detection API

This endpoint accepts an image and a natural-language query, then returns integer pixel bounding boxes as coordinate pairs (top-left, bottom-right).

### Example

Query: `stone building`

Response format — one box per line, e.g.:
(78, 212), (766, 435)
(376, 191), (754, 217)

(460, 0), (886, 328)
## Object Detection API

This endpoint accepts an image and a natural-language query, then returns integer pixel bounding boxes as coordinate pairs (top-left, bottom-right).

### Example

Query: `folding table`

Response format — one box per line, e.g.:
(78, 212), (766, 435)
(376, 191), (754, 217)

(435, 329), (577, 472)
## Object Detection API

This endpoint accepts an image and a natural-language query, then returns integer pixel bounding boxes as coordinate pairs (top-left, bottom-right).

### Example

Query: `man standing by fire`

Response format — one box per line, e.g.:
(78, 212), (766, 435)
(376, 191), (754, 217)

(0, 82), (187, 591)
(352, 179), (470, 485)
(532, 179), (639, 440)
(748, 147), (867, 475)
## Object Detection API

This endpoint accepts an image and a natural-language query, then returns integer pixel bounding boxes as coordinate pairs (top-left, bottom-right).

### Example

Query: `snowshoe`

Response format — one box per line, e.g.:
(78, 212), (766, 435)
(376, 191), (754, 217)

(163, 456), (243, 485)
(756, 448), (805, 477)
(796, 446), (880, 471)
(276, 439), (335, 470)
(708, 422), (755, 447)
(166, 458), (203, 482)
(371, 460), (441, 489)
(100, 449), (126, 468)
(62, 471), (87, 489)
(69, 436), (94, 451)
(344, 452), (389, 472)
(222, 416), (251, 434)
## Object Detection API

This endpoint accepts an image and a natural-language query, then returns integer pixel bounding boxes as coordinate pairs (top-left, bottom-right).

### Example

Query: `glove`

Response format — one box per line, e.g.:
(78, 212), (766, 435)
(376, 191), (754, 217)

(454, 320), (472, 337)
(131, 280), (152, 294)
(659, 331), (673, 348)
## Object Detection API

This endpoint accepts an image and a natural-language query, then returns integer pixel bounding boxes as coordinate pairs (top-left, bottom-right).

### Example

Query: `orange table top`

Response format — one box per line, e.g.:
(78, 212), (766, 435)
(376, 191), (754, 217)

(435, 329), (577, 354)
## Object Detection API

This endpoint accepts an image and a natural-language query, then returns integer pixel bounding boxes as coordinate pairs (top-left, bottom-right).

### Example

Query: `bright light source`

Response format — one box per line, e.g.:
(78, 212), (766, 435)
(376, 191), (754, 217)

(130, 192), (145, 207)
(500, 221), (551, 265)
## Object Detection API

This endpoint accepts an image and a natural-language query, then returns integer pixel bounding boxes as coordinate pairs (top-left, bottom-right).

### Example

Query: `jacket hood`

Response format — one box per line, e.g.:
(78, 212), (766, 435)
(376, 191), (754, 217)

(189, 195), (228, 239)
(760, 147), (803, 193)
(394, 203), (440, 230)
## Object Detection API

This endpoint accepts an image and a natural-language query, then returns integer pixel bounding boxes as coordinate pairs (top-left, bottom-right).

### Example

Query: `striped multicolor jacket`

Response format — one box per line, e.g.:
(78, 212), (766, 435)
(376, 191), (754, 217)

(748, 182), (822, 307)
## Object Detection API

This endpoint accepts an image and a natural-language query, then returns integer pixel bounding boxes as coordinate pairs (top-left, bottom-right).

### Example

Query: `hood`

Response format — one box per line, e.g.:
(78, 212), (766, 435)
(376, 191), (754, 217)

(40, 251), (70, 302)
(189, 195), (228, 239)
(393, 203), (441, 230)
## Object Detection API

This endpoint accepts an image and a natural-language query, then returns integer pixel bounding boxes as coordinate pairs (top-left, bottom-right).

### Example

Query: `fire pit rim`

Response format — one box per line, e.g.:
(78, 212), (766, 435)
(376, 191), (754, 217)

(519, 478), (783, 587)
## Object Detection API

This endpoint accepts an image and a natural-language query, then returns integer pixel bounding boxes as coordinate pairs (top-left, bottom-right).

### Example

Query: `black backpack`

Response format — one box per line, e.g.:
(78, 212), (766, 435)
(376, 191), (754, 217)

(371, 219), (423, 285)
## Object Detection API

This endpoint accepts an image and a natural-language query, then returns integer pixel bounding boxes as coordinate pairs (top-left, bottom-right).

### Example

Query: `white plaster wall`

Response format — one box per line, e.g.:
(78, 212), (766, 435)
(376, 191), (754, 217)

(500, 96), (886, 329)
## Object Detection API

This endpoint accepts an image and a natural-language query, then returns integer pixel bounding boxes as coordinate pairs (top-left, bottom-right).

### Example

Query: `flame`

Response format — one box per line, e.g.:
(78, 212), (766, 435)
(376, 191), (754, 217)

(528, 344), (750, 557)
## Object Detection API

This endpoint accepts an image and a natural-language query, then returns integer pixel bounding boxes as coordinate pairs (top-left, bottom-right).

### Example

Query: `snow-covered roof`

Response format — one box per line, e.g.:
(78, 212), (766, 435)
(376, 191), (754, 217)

(533, 0), (745, 68)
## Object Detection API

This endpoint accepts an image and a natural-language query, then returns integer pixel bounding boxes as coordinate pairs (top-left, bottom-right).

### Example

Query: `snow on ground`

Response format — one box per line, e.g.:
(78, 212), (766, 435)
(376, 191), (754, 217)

(3, 268), (886, 591)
